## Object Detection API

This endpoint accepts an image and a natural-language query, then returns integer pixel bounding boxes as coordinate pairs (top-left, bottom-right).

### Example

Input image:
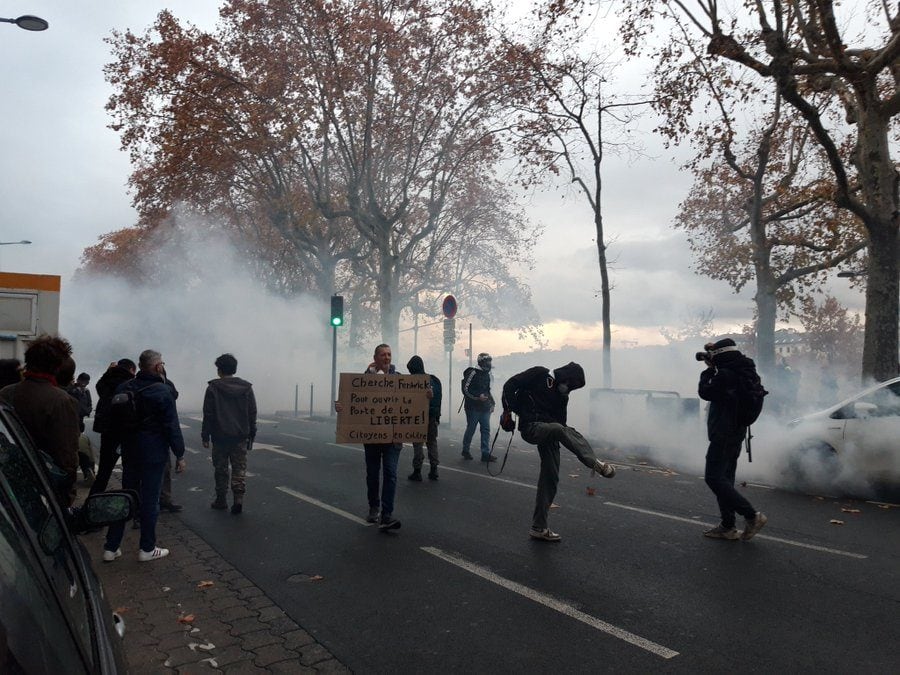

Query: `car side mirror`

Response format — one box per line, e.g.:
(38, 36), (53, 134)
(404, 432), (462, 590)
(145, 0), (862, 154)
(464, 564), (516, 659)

(70, 490), (138, 534)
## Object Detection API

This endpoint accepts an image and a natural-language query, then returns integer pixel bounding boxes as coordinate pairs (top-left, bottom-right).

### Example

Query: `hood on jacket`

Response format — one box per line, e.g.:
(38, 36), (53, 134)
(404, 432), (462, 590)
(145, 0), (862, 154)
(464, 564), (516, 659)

(407, 355), (425, 374)
(207, 376), (253, 397)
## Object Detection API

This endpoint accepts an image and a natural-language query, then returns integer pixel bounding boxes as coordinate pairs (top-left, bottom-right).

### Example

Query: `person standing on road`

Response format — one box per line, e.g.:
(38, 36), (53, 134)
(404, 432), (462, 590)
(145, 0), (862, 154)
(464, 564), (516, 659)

(90, 359), (136, 495)
(461, 352), (495, 463)
(102, 349), (186, 563)
(202, 353), (257, 515)
(698, 338), (768, 541)
(501, 362), (616, 542)
(335, 344), (404, 532)
(406, 355), (442, 482)
(0, 336), (80, 507)
(157, 367), (184, 514)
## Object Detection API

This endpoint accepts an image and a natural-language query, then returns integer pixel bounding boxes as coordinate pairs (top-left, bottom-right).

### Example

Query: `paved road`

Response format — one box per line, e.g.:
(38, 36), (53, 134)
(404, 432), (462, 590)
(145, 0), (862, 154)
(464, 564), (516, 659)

(169, 414), (899, 674)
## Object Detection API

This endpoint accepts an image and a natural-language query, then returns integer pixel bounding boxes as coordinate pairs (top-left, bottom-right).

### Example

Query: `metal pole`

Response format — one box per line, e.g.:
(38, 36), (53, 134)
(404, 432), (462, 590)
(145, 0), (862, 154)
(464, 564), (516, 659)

(330, 326), (337, 416)
(469, 323), (473, 366)
(309, 383), (314, 418)
(413, 310), (419, 355)
(447, 348), (453, 429)
(294, 384), (299, 417)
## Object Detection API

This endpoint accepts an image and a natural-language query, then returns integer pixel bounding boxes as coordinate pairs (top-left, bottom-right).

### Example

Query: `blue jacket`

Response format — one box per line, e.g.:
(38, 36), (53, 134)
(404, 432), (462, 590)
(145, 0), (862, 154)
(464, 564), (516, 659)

(116, 371), (186, 463)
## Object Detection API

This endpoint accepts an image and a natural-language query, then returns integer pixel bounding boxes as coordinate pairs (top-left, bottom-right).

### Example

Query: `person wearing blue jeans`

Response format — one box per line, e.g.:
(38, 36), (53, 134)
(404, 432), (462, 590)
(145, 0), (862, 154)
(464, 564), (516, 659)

(335, 344), (405, 531)
(102, 350), (186, 563)
(461, 353), (495, 462)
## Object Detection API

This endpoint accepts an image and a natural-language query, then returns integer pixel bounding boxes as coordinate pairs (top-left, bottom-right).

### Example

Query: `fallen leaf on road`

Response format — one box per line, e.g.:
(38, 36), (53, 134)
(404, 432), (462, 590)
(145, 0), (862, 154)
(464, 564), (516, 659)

(840, 508), (860, 514)
(310, 575), (324, 581)
(586, 487), (596, 496)
(197, 580), (215, 589)
(550, 502), (559, 509)
(568, 474), (580, 478)
(829, 519), (844, 526)
(162, 586), (171, 592)
(114, 607), (129, 614)
(178, 614), (196, 624)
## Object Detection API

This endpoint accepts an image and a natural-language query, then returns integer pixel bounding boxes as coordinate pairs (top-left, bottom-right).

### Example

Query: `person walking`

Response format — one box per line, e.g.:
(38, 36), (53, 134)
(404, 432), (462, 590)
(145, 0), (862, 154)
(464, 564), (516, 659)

(698, 338), (768, 541)
(102, 349), (186, 563)
(90, 359), (136, 495)
(406, 355), (442, 482)
(461, 352), (495, 462)
(501, 362), (616, 542)
(202, 353), (257, 515)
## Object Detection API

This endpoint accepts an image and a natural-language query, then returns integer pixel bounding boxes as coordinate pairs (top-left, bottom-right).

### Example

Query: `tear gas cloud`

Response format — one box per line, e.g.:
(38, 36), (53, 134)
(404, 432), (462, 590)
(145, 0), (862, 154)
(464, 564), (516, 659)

(59, 220), (380, 415)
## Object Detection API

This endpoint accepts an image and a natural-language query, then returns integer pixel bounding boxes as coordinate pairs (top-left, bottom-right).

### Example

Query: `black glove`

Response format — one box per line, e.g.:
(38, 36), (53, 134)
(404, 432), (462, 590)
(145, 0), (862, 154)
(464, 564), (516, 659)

(499, 410), (515, 432)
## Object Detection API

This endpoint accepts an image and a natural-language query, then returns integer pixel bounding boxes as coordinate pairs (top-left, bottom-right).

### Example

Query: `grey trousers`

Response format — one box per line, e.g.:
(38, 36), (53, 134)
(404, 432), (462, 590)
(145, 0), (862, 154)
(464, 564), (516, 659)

(522, 422), (599, 530)
(412, 417), (439, 470)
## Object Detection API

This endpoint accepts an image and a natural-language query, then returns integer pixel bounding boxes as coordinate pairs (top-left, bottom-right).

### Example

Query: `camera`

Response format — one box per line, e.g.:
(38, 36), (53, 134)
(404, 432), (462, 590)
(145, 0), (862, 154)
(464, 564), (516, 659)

(695, 350), (711, 362)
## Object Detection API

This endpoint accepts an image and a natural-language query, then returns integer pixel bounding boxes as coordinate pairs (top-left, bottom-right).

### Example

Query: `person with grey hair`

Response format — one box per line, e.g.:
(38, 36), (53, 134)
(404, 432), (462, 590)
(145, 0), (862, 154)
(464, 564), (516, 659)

(102, 349), (187, 563)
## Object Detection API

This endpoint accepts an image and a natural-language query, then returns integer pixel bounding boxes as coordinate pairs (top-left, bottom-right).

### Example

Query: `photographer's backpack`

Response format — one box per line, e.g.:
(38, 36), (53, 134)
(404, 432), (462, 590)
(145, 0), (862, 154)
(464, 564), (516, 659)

(734, 359), (768, 427)
(109, 383), (158, 434)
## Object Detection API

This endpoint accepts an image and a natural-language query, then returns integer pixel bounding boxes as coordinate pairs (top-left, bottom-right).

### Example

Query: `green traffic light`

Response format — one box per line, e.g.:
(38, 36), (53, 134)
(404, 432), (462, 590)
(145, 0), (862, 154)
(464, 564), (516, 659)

(331, 317), (343, 326)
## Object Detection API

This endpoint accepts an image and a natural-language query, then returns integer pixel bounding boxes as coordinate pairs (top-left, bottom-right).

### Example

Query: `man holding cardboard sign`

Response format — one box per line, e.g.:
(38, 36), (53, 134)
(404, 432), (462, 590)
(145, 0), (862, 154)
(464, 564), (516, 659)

(335, 344), (430, 531)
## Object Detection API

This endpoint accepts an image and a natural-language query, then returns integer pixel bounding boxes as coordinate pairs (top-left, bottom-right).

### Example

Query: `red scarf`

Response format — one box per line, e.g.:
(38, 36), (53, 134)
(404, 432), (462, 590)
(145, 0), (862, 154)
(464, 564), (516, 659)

(23, 371), (58, 387)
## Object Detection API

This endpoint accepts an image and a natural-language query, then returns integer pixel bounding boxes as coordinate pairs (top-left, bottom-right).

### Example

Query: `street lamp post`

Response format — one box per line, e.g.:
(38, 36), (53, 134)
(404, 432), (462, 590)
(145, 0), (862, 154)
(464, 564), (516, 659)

(0, 240), (32, 270)
(0, 15), (48, 31)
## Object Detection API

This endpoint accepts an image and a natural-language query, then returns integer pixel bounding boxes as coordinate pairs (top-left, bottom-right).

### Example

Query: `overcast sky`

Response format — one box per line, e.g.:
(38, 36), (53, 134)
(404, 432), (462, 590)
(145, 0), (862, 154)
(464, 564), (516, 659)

(0, 1), (866, 360)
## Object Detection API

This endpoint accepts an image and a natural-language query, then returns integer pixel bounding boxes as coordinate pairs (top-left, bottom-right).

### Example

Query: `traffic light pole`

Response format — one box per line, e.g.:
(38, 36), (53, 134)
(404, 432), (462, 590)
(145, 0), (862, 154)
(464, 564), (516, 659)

(330, 325), (337, 416)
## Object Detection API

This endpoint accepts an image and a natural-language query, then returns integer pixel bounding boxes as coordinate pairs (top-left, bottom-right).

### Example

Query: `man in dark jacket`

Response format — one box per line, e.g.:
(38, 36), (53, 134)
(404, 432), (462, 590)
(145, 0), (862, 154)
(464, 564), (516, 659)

(461, 352), (495, 462)
(202, 353), (257, 514)
(502, 362), (616, 542)
(698, 338), (768, 541)
(102, 349), (186, 563)
(406, 355), (442, 481)
(0, 335), (80, 507)
(90, 358), (136, 495)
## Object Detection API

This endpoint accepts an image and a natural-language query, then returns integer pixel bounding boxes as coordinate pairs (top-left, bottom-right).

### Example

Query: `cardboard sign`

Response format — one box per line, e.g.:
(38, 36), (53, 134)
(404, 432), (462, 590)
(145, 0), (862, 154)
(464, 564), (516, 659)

(335, 372), (429, 444)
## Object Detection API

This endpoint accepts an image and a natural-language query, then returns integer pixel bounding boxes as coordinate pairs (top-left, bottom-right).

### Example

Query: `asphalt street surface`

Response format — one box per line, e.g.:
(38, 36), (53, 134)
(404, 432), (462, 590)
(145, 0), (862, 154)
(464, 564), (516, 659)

(168, 413), (899, 674)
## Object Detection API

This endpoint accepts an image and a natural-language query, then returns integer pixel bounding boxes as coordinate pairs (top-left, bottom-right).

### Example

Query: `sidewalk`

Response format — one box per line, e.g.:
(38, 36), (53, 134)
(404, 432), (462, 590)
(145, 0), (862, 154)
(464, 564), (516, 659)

(80, 490), (351, 674)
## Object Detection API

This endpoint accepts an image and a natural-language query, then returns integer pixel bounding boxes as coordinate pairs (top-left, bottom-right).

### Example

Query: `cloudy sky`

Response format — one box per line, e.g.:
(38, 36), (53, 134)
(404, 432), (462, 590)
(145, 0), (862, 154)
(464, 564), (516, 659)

(0, 0), (865, 364)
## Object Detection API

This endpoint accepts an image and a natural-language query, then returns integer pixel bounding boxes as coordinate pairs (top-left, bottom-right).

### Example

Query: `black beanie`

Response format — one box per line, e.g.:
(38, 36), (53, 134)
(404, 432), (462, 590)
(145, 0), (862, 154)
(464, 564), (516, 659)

(407, 355), (425, 374)
(712, 338), (736, 350)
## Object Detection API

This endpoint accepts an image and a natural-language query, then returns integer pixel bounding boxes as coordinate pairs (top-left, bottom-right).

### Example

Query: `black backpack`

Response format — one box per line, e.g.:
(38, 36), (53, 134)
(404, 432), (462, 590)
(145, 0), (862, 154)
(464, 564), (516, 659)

(732, 359), (768, 426)
(109, 383), (158, 434)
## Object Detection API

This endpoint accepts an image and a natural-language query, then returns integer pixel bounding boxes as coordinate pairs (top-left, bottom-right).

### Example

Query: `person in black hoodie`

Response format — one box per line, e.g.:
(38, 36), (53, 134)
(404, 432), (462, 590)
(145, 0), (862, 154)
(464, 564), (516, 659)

(406, 355), (442, 481)
(698, 338), (768, 541)
(89, 358), (136, 495)
(202, 353), (257, 514)
(502, 362), (616, 542)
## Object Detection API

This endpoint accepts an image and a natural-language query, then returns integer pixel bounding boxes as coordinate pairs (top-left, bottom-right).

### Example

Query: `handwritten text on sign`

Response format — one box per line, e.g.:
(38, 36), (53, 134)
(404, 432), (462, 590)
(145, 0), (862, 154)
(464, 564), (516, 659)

(335, 373), (429, 443)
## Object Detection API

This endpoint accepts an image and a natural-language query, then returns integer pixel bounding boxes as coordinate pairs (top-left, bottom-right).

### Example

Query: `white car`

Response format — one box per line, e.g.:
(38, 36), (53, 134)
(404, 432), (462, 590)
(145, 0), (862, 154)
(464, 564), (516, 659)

(785, 376), (900, 497)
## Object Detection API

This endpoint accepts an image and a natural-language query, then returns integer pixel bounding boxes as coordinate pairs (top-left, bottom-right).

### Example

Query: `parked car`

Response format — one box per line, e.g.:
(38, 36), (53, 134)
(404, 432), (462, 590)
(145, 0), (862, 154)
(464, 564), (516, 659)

(0, 401), (136, 673)
(785, 376), (900, 497)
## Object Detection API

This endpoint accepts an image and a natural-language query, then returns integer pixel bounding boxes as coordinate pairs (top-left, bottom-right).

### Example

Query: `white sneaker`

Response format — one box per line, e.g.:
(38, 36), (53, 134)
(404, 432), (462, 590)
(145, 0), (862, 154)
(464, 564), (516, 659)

(102, 548), (122, 562)
(138, 546), (169, 562)
(530, 527), (562, 542)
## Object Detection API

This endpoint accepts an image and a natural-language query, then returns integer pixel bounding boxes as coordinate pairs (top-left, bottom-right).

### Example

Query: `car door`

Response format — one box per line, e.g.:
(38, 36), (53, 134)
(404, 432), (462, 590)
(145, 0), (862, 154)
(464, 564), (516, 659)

(0, 409), (96, 673)
(841, 381), (900, 480)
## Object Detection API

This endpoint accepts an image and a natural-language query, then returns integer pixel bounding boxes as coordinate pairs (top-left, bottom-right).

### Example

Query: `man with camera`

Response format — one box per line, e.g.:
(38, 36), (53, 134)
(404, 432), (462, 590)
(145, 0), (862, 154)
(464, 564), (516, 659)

(501, 362), (616, 542)
(697, 338), (767, 541)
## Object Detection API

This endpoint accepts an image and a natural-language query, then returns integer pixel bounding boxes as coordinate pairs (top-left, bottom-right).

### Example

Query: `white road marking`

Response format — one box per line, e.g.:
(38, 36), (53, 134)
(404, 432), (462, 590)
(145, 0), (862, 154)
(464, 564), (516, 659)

(604, 502), (868, 559)
(185, 447), (201, 455)
(179, 424), (190, 430)
(422, 546), (679, 660)
(186, 415), (203, 422)
(256, 419), (278, 425)
(276, 486), (369, 525)
(255, 443), (306, 460)
(280, 433), (310, 441)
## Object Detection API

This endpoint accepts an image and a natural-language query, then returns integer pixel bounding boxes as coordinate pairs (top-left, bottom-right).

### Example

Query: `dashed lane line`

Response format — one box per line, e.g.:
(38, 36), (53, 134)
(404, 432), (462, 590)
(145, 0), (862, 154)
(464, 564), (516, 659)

(255, 443), (306, 460)
(422, 546), (679, 660)
(604, 502), (868, 559)
(275, 486), (370, 525)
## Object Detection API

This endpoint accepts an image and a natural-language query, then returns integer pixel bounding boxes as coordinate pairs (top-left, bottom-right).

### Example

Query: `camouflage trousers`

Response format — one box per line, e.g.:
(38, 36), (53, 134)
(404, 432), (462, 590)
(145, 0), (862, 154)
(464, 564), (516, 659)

(212, 438), (248, 497)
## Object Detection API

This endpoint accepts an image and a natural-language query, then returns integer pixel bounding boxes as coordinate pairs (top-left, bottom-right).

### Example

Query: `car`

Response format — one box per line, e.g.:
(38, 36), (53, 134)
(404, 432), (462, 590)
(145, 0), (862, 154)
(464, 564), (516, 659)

(784, 376), (900, 498)
(0, 401), (137, 673)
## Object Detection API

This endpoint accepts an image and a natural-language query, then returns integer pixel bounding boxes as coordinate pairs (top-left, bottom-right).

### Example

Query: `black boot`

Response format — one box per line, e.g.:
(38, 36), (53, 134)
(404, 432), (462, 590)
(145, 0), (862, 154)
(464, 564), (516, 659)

(210, 494), (227, 510)
(428, 467), (439, 481)
(408, 469), (422, 481)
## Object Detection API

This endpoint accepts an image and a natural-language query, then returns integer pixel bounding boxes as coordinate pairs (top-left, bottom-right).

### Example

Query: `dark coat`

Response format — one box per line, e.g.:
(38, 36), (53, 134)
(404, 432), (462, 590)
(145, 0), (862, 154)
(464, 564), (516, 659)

(462, 366), (493, 412)
(93, 365), (135, 434)
(201, 376), (257, 443)
(0, 376), (80, 484)
(502, 366), (569, 429)
(116, 371), (186, 464)
(698, 350), (750, 439)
